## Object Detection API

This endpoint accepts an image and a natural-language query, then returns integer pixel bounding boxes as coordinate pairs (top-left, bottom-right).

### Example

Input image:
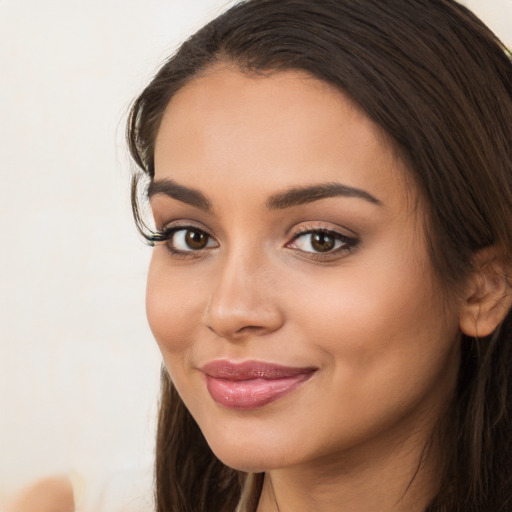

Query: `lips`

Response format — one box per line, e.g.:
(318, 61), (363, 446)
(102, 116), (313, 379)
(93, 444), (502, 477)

(200, 360), (316, 410)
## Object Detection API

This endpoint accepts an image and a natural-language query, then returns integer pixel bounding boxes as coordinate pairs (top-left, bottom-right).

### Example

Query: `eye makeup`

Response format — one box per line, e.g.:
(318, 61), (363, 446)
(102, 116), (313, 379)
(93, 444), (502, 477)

(150, 220), (360, 263)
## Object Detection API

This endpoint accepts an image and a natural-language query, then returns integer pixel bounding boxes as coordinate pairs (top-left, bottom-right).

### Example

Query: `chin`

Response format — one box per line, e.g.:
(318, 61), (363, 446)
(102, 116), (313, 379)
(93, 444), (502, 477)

(212, 448), (288, 473)
(203, 428), (296, 473)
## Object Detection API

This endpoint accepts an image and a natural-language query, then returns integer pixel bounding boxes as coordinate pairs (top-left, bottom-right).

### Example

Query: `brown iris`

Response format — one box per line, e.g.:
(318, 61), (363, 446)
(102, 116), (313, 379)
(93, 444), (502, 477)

(185, 229), (209, 250)
(311, 232), (336, 252)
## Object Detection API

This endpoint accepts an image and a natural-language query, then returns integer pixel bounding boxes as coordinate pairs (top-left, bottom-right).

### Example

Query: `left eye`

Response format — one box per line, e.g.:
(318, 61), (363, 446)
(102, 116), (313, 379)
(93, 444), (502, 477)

(288, 230), (353, 253)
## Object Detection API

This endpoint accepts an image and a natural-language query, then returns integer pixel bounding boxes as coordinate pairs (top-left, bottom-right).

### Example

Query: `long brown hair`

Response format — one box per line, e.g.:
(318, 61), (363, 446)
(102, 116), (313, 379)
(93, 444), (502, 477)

(127, 1), (512, 510)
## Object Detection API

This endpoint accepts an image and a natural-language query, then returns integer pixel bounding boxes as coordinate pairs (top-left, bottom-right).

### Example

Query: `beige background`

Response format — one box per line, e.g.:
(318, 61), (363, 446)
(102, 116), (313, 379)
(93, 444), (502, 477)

(0, 0), (510, 495)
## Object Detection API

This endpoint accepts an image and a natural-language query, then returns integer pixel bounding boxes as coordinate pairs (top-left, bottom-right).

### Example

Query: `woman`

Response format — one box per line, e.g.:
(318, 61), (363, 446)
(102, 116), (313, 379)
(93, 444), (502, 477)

(127, 0), (512, 510)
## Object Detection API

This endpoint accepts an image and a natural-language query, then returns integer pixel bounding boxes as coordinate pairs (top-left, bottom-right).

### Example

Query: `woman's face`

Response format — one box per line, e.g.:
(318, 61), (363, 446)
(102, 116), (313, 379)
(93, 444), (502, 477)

(147, 67), (462, 472)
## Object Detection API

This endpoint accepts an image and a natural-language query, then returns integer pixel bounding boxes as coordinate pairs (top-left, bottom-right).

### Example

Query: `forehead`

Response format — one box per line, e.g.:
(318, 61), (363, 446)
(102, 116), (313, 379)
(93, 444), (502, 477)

(154, 66), (416, 213)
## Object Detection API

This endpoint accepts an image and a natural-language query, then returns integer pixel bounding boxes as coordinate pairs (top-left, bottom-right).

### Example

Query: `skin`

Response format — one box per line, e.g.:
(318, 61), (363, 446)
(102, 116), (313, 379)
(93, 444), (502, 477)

(147, 66), (464, 511)
(2, 476), (74, 512)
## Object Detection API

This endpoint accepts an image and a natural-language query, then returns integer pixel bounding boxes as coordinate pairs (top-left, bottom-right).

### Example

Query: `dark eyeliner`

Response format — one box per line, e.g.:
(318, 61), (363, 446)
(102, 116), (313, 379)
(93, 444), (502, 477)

(150, 225), (214, 258)
(288, 226), (360, 260)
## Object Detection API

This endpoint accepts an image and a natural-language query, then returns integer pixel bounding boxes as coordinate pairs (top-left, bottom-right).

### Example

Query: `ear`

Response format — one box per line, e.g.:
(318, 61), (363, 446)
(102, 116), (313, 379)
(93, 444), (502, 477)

(459, 248), (512, 337)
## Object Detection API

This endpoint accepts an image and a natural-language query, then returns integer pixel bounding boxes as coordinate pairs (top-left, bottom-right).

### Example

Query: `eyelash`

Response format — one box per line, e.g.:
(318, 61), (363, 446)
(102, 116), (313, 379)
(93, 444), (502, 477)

(150, 224), (359, 261)
(286, 225), (359, 261)
(150, 224), (216, 259)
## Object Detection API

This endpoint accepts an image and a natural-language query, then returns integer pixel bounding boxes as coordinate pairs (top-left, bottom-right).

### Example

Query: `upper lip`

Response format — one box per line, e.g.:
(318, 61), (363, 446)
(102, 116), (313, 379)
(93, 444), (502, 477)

(200, 360), (317, 381)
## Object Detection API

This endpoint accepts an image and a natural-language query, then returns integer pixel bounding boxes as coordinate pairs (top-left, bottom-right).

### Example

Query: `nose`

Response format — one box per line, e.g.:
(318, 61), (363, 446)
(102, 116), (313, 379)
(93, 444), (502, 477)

(203, 253), (285, 341)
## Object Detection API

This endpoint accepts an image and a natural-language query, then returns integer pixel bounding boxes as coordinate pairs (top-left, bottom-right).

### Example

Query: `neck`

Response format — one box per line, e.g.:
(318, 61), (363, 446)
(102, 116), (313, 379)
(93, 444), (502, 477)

(255, 414), (442, 512)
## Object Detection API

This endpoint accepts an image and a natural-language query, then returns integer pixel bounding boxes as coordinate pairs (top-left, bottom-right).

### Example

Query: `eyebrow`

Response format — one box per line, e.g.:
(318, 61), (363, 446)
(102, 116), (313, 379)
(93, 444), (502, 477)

(147, 178), (382, 210)
(266, 182), (382, 209)
(148, 179), (211, 210)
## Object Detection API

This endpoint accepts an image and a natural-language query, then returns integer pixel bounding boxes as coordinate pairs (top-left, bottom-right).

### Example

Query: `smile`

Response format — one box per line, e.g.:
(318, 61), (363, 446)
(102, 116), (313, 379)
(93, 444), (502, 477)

(200, 360), (317, 410)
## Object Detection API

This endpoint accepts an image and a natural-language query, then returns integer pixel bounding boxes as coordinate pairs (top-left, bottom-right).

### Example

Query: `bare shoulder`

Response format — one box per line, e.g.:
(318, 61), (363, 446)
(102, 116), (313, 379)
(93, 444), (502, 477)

(3, 475), (74, 512)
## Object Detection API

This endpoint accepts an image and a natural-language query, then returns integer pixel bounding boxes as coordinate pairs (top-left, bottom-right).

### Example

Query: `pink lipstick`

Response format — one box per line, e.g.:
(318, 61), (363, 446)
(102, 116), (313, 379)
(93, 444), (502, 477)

(201, 360), (316, 410)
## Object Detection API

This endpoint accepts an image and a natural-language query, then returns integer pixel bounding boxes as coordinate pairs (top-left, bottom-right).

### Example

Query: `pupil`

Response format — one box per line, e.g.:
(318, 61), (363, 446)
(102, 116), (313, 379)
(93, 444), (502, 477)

(186, 230), (207, 249)
(311, 233), (335, 252)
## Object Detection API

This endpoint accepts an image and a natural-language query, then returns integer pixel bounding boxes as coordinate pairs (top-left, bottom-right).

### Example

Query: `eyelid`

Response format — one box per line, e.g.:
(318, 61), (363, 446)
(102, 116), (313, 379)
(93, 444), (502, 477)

(152, 219), (213, 239)
(285, 223), (360, 259)
(156, 218), (211, 232)
(288, 221), (359, 239)
(150, 221), (219, 254)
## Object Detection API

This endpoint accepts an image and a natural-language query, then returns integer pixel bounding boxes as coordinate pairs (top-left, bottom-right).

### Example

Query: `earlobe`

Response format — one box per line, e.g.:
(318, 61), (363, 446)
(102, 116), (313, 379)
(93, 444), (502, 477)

(459, 250), (512, 337)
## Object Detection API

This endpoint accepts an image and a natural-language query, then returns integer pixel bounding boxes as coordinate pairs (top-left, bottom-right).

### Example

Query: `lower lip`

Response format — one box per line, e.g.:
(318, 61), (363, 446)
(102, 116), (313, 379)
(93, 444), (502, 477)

(204, 373), (314, 410)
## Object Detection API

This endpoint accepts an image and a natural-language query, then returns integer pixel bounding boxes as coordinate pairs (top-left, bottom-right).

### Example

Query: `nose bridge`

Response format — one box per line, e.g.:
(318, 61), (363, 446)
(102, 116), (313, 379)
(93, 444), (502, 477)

(204, 244), (283, 339)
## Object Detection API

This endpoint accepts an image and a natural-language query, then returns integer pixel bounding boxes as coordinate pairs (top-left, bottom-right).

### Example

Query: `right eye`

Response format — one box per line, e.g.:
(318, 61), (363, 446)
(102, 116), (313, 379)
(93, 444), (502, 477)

(172, 228), (216, 251)
(151, 226), (218, 255)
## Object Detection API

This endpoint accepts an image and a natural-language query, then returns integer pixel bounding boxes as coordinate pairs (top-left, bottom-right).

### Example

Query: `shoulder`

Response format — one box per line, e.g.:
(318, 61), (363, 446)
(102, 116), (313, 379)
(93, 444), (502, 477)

(2, 475), (74, 512)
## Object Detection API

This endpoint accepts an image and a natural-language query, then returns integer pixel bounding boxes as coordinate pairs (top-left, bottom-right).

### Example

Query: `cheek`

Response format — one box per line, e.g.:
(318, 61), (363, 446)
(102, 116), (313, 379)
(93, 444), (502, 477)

(277, 259), (460, 453)
(145, 251), (204, 358)
(285, 243), (460, 388)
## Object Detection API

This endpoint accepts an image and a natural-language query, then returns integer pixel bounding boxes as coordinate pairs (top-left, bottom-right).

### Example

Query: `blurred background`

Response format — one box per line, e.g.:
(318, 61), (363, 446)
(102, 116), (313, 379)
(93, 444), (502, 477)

(0, 0), (510, 505)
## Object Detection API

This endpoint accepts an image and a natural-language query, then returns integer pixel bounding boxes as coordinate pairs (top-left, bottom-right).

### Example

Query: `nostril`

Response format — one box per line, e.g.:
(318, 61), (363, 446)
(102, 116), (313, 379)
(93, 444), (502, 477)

(207, 323), (267, 339)
(235, 325), (266, 336)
